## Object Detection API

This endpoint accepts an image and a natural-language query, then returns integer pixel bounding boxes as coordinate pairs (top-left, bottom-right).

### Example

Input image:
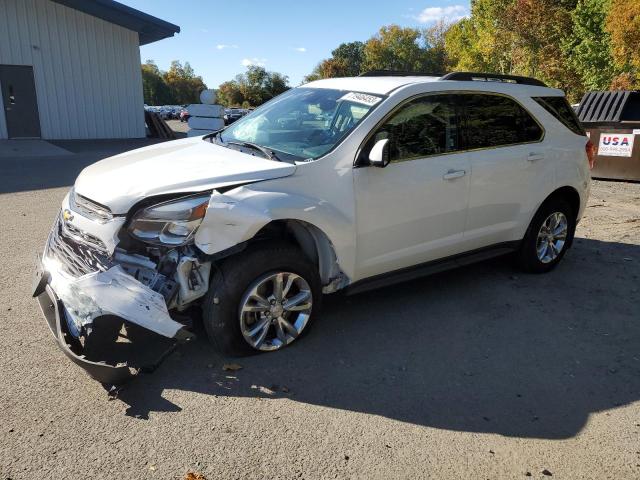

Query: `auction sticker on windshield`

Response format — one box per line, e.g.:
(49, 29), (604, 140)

(598, 133), (635, 157)
(339, 92), (382, 106)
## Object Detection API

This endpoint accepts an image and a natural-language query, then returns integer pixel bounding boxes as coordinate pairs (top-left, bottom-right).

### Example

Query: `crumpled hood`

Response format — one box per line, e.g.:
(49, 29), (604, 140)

(74, 136), (296, 213)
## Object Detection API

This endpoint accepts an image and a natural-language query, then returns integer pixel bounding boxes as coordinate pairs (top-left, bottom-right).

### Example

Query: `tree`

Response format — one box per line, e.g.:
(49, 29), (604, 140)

(562, 0), (615, 92)
(216, 66), (290, 107)
(164, 60), (207, 104)
(331, 41), (365, 77)
(504, 0), (584, 100)
(606, 0), (640, 88)
(141, 60), (172, 105)
(362, 25), (435, 73)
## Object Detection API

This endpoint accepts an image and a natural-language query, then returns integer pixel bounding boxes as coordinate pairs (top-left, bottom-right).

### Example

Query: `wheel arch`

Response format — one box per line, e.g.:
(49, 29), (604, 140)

(250, 219), (347, 292)
(544, 186), (581, 220)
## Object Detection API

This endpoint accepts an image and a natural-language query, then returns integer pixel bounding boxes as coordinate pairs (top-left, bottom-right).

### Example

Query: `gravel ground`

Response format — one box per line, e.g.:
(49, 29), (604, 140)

(0, 150), (639, 480)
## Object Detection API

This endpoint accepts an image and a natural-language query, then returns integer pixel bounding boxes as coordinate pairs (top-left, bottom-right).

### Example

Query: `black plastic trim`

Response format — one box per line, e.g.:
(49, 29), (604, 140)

(344, 241), (520, 296)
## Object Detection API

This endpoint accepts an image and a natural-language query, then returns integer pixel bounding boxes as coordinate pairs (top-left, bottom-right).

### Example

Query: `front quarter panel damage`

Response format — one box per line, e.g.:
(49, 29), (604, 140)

(195, 188), (272, 254)
(194, 185), (354, 285)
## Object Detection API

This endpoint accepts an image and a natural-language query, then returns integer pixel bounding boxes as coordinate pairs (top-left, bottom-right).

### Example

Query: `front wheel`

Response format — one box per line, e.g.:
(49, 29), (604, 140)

(202, 244), (322, 356)
(516, 198), (576, 273)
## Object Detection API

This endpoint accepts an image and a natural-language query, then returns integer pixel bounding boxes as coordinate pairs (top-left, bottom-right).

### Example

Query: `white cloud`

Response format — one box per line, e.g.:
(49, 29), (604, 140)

(241, 57), (267, 67)
(294, 47), (307, 53)
(415, 5), (469, 23)
(216, 44), (238, 50)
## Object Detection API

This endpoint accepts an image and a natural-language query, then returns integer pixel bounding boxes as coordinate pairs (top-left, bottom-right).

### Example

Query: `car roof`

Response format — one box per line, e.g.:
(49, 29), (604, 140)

(304, 76), (441, 95)
(304, 75), (564, 97)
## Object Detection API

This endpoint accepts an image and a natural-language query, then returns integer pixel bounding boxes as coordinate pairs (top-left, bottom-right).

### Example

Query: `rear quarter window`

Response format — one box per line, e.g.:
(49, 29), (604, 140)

(533, 96), (585, 136)
(463, 94), (544, 149)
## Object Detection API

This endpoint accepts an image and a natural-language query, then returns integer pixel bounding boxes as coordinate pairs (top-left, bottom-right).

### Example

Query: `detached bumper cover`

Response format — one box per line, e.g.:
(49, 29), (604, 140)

(33, 254), (194, 385)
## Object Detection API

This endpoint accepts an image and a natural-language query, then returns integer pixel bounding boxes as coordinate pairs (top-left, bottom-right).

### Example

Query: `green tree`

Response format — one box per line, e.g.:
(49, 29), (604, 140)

(563, 0), (615, 92)
(141, 60), (172, 105)
(216, 66), (290, 107)
(331, 41), (365, 76)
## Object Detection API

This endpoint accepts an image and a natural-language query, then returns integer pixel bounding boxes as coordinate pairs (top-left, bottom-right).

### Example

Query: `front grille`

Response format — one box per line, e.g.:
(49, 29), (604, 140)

(70, 190), (113, 223)
(61, 220), (108, 252)
(46, 216), (112, 277)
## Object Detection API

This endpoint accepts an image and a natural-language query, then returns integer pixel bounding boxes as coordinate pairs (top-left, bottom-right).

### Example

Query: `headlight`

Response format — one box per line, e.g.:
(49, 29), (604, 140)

(128, 194), (210, 246)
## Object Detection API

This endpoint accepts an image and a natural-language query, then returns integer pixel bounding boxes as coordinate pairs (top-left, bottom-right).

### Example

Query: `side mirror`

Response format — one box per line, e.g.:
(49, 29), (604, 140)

(368, 138), (390, 168)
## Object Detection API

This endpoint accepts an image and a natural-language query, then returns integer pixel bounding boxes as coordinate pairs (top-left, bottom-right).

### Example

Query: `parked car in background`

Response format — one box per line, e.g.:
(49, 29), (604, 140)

(180, 109), (190, 122)
(224, 108), (247, 125)
(34, 71), (591, 383)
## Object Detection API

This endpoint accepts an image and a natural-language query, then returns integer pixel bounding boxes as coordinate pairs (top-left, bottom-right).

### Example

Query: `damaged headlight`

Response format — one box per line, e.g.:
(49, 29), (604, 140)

(128, 194), (210, 246)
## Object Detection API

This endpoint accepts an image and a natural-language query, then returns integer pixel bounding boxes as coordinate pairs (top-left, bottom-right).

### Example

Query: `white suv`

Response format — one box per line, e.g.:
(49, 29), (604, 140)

(33, 72), (592, 383)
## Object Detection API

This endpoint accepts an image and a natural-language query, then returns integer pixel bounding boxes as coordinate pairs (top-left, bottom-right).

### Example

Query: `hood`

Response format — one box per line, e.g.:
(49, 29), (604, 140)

(73, 137), (296, 213)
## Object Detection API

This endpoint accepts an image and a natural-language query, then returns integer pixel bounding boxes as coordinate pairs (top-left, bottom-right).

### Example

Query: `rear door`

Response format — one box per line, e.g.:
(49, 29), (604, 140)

(353, 93), (471, 280)
(461, 93), (548, 249)
(0, 65), (41, 139)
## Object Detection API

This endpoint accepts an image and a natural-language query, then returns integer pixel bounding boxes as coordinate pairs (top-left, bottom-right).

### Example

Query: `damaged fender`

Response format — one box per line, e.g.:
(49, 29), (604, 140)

(194, 186), (355, 285)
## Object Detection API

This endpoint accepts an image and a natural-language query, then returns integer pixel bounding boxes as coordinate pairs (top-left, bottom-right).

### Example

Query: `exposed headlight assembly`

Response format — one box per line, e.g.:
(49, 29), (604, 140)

(128, 194), (210, 246)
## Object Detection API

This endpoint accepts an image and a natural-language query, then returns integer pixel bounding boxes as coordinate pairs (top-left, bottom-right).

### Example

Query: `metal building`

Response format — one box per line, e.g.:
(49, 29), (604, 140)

(0, 0), (179, 140)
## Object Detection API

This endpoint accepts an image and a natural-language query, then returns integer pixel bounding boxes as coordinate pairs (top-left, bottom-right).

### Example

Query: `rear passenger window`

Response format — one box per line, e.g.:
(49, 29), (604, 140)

(533, 96), (585, 136)
(463, 94), (543, 149)
(375, 94), (460, 162)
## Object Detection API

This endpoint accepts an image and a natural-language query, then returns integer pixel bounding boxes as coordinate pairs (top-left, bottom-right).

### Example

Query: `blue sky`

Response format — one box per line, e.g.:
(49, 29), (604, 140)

(121, 0), (471, 88)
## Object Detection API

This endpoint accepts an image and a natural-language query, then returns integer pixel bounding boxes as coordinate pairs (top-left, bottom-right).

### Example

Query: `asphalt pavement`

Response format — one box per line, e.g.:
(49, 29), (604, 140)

(0, 141), (639, 479)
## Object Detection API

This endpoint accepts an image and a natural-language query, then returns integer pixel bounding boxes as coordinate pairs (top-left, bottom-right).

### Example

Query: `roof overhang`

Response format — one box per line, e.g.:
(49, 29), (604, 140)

(50, 0), (180, 45)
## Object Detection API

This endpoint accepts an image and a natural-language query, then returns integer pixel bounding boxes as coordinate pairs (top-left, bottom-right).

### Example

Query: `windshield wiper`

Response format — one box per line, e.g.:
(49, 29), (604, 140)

(226, 140), (280, 161)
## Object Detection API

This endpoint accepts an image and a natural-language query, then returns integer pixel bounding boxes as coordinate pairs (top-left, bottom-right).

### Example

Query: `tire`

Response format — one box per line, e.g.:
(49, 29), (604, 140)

(516, 197), (576, 273)
(202, 243), (322, 356)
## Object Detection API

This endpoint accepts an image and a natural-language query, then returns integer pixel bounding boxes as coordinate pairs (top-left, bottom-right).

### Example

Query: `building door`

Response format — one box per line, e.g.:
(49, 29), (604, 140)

(0, 65), (41, 138)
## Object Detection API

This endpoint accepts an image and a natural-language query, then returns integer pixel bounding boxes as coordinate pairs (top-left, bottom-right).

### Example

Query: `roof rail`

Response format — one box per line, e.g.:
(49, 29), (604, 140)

(440, 72), (547, 87)
(359, 70), (446, 77)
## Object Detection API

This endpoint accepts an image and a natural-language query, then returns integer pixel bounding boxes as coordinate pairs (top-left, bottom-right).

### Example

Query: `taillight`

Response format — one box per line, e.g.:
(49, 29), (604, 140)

(585, 139), (597, 170)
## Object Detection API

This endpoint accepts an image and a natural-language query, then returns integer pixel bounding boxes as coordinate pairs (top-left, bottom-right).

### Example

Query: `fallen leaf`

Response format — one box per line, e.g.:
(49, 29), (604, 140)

(222, 363), (242, 371)
(185, 472), (207, 480)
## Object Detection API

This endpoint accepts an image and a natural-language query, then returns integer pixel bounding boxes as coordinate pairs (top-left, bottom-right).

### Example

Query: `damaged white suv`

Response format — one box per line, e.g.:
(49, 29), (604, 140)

(33, 72), (592, 383)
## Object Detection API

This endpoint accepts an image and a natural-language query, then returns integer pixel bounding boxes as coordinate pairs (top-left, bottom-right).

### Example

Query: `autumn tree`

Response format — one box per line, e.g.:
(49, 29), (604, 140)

(606, 0), (640, 88)
(164, 61), (207, 104)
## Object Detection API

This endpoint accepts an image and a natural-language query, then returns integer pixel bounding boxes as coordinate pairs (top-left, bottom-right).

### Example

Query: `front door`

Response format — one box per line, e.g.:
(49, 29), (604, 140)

(0, 65), (41, 138)
(353, 94), (470, 280)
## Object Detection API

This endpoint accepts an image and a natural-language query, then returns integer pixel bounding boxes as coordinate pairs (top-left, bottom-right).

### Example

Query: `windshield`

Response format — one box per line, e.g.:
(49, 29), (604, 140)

(220, 88), (383, 161)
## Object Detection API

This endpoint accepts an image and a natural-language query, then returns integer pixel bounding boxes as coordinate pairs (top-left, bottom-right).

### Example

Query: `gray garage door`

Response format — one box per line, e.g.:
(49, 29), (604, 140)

(0, 65), (41, 139)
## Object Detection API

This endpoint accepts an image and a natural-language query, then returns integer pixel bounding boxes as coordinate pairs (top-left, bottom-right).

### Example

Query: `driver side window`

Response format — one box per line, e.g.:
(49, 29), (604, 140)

(375, 94), (460, 163)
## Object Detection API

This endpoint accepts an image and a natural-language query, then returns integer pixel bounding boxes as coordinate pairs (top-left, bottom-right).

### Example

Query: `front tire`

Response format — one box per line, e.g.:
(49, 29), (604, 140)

(516, 198), (576, 273)
(202, 244), (322, 356)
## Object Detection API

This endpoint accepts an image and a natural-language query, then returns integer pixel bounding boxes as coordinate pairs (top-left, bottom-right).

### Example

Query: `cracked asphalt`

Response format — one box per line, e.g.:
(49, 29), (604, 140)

(1, 143), (639, 479)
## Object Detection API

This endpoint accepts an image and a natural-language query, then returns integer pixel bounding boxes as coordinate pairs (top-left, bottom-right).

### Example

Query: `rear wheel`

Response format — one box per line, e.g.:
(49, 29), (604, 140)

(516, 198), (575, 273)
(202, 244), (321, 356)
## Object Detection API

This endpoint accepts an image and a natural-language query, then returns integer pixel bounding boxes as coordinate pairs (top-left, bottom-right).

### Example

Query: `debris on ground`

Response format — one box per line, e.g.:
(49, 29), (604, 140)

(222, 363), (243, 371)
(542, 469), (553, 476)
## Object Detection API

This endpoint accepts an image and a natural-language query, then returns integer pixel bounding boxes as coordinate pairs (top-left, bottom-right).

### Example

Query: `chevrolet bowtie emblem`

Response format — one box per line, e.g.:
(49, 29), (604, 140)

(62, 209), (74, 222)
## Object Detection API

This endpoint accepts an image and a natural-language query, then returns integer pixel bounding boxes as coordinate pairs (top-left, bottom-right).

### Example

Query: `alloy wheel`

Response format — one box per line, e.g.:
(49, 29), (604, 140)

(239, 272), (313, 351)
(536, 212), (568, 264)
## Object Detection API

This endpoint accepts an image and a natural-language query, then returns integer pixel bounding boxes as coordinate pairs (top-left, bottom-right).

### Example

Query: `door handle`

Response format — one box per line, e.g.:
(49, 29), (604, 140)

(527, 152), (545, 162)
(442, 169), (466, 180)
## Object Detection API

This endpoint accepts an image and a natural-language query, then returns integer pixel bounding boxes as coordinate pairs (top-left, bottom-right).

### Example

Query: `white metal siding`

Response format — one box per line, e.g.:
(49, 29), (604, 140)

(0, 0), (145, 139)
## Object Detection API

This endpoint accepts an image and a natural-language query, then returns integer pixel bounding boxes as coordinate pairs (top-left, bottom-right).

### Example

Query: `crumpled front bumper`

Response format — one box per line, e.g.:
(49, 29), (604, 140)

(33, 251), (194, 385)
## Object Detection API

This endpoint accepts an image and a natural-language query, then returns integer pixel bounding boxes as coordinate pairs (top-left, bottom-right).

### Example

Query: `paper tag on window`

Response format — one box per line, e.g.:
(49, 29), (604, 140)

(339, 92), (382, 106)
